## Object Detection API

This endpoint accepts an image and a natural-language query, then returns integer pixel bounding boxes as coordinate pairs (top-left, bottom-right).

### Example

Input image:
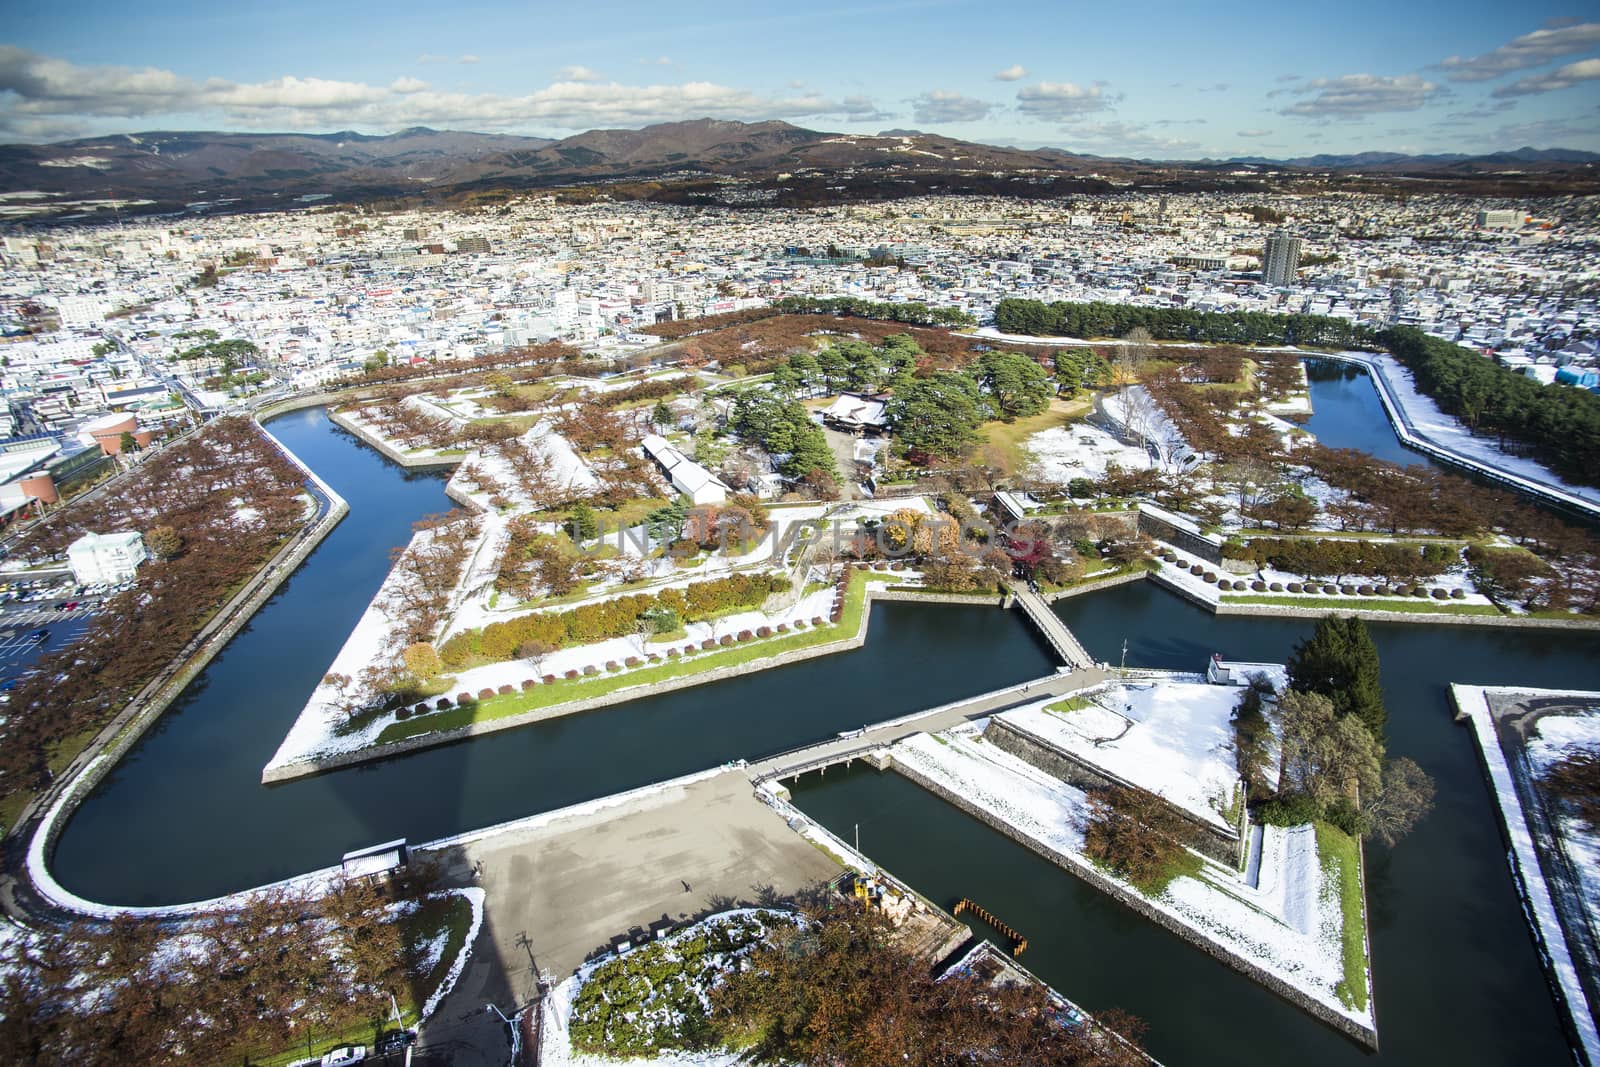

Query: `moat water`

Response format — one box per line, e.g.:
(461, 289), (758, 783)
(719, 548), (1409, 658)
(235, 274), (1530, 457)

(47, 368), (1600, 1066)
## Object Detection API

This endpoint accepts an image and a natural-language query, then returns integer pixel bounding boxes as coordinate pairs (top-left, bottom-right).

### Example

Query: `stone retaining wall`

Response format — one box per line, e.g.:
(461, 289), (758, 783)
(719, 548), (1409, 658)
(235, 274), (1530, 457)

(327, 408), (462, 469)
(13, 424), (349, 872)
(868, 587), (1006, 607)
(982, 717), (1243, 866)
(1042, 568), (1149, 602)
(1150, 569), (1600, 631)
(889, 761), (1379, 1050)
(1138, 509), (1223, 564)
(263, 588), (904, 782)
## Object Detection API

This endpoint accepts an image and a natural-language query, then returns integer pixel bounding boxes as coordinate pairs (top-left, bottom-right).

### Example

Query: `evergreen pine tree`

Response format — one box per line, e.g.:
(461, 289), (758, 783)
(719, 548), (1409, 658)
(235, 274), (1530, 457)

(1286, 615), (1386, 740)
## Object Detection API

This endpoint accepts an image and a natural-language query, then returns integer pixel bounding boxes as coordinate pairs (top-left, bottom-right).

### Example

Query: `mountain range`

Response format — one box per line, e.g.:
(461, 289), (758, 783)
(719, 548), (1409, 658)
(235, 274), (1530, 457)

(1, 120), (1594, 216)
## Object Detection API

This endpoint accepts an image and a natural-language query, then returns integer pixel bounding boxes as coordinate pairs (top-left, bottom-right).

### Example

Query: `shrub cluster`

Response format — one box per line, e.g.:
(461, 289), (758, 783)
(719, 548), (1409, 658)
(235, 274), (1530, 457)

(440, 572), (790, 668)
(1223, 537), (1456, 581)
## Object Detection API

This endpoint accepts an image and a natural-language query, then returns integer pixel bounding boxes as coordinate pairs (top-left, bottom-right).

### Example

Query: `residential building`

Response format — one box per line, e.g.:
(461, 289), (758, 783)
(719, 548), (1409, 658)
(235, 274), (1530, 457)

(1261, 231), (1302, 288)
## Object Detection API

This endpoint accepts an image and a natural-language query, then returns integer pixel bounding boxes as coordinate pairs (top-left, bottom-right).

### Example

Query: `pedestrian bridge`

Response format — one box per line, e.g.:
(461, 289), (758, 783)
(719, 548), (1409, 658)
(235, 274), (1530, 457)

(746, 664), (1110, 785)
(1009, 583), (1097, 669)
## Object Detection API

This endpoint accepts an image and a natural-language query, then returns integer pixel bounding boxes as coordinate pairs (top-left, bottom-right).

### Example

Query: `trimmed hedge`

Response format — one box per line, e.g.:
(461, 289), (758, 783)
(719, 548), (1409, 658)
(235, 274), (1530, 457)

(440, 572), (792, 668)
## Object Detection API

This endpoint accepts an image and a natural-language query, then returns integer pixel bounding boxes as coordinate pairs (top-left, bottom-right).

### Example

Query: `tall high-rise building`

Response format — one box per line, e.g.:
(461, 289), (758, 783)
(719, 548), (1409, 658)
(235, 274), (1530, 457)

(1262, 230), (1302, 287)
(1476, 209), (1522, 230)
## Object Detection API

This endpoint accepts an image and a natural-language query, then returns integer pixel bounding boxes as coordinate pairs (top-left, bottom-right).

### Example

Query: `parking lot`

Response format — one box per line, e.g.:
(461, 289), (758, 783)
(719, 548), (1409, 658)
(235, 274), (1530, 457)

(0, 576), (113, 684)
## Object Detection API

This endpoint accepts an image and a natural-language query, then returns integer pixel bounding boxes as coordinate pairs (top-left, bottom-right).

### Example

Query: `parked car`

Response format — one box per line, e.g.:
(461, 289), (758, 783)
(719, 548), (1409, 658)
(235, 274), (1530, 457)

(375, 1030), (416, 1055)
(320, 1046), (366, 1066)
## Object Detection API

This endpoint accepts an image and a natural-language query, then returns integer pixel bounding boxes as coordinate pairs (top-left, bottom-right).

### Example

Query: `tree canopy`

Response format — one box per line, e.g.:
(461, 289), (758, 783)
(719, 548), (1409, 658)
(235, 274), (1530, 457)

(887, 372), (986, 460)
(1286, 615), (1387, 741)
(728, 391), (837, 479)
(994, 298), (1377, 348)
(974, 349), (1054, 421)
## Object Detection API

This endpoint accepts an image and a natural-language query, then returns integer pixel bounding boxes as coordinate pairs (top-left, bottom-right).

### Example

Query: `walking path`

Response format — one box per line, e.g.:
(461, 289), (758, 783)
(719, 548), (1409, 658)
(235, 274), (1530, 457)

(1009, 582), (1096, 668)
(747, 665), (1110, 784)
(2, 423), (348, 923)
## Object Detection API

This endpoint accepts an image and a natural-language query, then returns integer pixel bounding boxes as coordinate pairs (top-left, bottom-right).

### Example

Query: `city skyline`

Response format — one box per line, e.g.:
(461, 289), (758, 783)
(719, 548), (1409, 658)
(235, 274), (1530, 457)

(2, 1), (1598, 158)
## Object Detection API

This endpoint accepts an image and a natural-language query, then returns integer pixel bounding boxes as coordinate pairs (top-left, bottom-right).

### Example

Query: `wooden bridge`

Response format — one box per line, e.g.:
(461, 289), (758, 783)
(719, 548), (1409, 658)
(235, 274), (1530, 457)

(1010, 582), (1097, 669)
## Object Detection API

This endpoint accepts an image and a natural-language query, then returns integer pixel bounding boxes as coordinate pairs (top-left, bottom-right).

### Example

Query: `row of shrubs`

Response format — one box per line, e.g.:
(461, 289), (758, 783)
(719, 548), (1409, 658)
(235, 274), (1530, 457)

(439, 572), (792, 668)
(1221, 536), (1458, 581)
(1157, 548), (1467, 599)
(398, 617), (840, 721)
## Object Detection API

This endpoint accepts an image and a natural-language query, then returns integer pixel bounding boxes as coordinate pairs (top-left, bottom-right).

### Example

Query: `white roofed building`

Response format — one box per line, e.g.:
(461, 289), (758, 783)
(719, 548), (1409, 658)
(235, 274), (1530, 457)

(66, 531), (147, 586)
(641, 434), (729, 505)
(820, 393), (889, 433)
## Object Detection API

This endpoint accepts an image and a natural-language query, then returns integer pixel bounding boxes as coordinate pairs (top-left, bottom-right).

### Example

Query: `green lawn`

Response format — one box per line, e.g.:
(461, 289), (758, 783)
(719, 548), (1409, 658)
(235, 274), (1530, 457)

(377, 571), (878, 745)
(1219, 593), (1501, 616)
(977, 397), (1092, 472)
(1315, 821), (1370, 1013)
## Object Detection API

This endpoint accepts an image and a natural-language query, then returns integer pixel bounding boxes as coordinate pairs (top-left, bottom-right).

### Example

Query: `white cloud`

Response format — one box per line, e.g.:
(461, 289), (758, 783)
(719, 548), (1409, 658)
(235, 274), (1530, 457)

(459, 55), (481, 65)
(1015, 81), (1112, 120)
(1437, 22), (1600, 81)
(1236, 128), (1272, 137)
(558, 65), (602, 83)
(910, 90), (995, 124)
(1057, 120), (1200, 156)
(1280, 74), (1442, 117)
(0, 47), (884, 137)
(840, 95), (894, 122)
(1493, 57), (1600, 97)
(994, 65), (1028, 82)
(1492, 114), (1598, 146)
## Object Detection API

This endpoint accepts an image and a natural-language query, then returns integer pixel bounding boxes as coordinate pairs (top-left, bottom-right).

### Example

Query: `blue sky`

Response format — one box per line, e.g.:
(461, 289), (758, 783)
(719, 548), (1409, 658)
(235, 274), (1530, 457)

(2, 1), (1597, 157)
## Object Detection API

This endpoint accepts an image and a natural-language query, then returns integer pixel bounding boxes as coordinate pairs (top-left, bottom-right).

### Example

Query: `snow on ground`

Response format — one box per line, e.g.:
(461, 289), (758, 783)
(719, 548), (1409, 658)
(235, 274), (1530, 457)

(1026, 421), (1152, 484)
(413, 929), (450, 976)
(1151, 541), (1494, 610)
(448, 421), (600, 512)
(268, 488), (944, 771)
(1524, 710), (1600, 914)
(536, 909), (786, 1067)
(1103, 386), (1199, 472)
(893, 723), (1368, 1025)
(268, 574), (838, 769)
(335, 405), (458, 461)
(440, 583), (839, 698)
(896, 729), (1089, 855)
(1000, 682), (1243, 830)
(402, 393), (469, 435)
(1263, 369), (1313, 416)
(1453, 685), (1600, 1065)
(420, 886), (485, 1022)
(1350, 352), (1600, 516)
(972, 327), (1097, 346)
(264, 518), (494, 770)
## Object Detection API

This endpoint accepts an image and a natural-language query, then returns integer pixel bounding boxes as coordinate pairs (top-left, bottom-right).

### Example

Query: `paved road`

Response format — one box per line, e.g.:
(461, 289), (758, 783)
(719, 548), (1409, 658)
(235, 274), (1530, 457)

(819, 425), (865, 500)
(417, 768), (842, 1061)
